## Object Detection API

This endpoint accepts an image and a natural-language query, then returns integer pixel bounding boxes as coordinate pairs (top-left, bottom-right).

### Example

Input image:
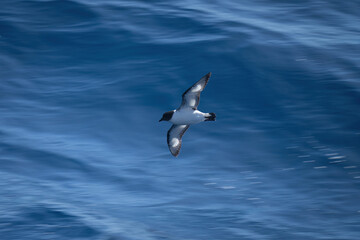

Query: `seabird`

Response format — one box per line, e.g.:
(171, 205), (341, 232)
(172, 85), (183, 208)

(159, 72), (216, 157)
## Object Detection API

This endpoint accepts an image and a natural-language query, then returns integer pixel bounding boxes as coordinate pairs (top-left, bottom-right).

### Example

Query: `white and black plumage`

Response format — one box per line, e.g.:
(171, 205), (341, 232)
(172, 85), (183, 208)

(159, 72), (216, 157)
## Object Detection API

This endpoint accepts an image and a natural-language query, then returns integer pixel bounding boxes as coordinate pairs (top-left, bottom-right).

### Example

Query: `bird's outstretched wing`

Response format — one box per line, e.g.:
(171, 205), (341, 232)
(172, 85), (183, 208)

(167, 124), (190, 157)
(179, 72), (211, 110)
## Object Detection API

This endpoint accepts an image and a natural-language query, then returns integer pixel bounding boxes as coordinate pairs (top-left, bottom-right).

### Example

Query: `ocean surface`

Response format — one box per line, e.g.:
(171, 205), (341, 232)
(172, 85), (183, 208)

(1, 0), (360, 239)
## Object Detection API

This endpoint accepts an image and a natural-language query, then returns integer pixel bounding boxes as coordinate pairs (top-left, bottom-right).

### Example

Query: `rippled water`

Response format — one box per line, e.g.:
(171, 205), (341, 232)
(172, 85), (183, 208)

(1, 0), (360, 239)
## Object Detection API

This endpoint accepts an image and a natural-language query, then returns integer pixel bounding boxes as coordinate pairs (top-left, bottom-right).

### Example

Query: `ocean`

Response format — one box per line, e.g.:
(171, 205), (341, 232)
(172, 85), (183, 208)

(1, 0), (359, 239)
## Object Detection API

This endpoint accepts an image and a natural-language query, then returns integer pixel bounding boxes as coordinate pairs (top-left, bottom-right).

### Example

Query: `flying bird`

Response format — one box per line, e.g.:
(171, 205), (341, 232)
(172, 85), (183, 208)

(159, 72), (216, 157)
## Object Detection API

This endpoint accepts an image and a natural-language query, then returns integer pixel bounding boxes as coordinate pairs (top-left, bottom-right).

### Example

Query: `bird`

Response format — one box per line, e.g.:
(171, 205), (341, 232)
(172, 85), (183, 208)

(159, 72), (216, 157)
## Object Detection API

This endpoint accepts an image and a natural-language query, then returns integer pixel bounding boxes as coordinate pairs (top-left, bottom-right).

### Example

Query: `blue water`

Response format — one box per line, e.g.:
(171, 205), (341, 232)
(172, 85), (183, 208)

(1, 0), (360, 239)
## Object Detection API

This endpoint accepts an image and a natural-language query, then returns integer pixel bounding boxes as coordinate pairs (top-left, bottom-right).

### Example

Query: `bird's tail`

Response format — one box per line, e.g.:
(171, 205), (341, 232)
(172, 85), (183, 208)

(205, 112), (216, 121)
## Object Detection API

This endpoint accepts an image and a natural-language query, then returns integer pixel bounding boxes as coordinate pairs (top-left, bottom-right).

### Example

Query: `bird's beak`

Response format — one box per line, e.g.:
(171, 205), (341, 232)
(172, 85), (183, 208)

(159, 118), (163, 122)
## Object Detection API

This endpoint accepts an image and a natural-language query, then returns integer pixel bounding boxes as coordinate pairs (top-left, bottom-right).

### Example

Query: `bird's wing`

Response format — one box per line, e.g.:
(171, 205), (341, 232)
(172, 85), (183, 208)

(179, 72), (211, 110)
(167, 124), (190, 157)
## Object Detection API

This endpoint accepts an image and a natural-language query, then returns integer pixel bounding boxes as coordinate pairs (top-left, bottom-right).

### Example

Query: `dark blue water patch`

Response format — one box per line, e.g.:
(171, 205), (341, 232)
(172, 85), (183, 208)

(0, 206), (100, 240)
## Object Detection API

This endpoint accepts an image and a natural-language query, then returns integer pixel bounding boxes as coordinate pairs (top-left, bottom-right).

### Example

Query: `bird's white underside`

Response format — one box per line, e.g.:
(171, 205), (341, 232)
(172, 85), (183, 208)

(170, 109), (205, 125)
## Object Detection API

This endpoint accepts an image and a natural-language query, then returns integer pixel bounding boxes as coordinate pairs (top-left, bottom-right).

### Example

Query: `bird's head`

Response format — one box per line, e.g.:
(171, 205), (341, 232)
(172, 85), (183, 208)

(159, 110), (175, 122)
